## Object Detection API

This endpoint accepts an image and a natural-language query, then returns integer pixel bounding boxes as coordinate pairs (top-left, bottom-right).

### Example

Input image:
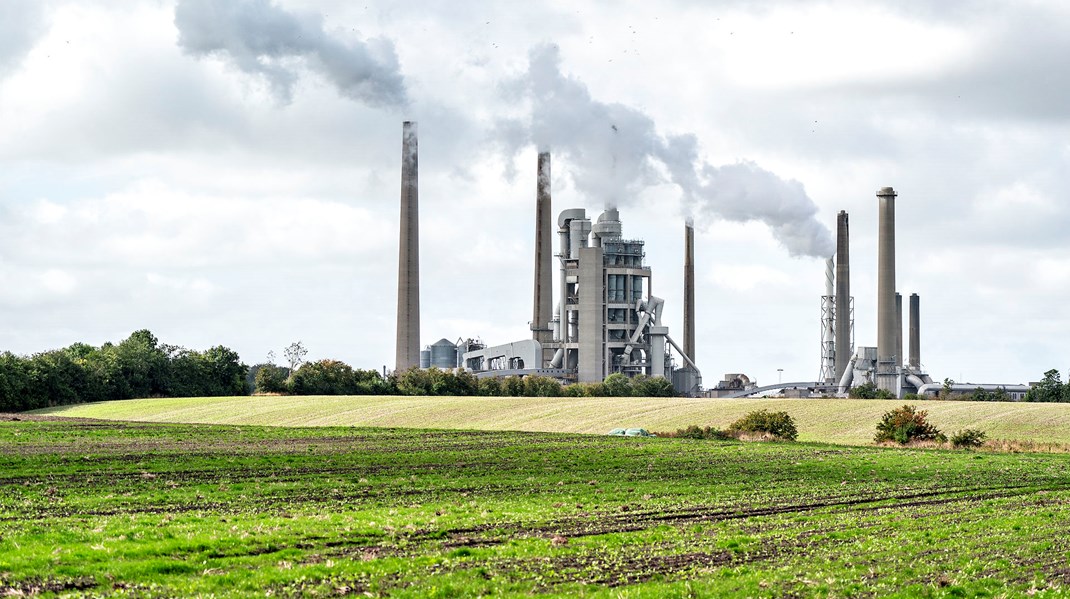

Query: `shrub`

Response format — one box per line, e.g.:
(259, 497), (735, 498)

(632, 375), (676, 397)
(501, 376), (525, 397)
(726, 410), (798, 441)
(950, 429), (987, 449)
(477, 377), (502, 396)
(658, 425), (731, 440)
(874, 404), (946, 445)
(522, 375), (562, 397)
(849, 381), (895, 399)
(601, 373), (632, 397)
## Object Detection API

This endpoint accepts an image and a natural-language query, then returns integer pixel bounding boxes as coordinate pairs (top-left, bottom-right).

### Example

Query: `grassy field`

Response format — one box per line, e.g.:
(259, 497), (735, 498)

(36, 395), (1070, 446)
(2, 416), (1070, 597)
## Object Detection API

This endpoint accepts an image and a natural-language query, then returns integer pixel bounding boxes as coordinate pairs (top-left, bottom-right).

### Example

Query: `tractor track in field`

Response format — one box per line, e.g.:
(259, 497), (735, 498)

(431, 481), (1070, 545)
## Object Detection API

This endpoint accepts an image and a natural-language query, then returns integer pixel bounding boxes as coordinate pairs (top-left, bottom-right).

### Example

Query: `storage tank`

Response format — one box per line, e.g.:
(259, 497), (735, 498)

(419, 349), (431, 369)
(430, 338), (458, 369)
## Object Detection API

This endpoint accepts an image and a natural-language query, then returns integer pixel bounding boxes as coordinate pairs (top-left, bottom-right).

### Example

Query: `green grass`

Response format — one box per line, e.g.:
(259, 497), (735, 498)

(3, 418), (1070, 597)
(35, 395), (1070, 446)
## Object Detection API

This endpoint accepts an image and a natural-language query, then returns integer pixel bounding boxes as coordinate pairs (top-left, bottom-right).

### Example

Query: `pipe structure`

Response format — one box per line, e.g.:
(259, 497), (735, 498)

(909, 293), (920, 369)
(837, 353), (857, 395)
(876, 187), (898, 394)
(532, 152), (554, 350)
(834, 210), (852, 380)
(395, 121), (420, 372)
(683, 219), (696, 364)
(895, 292), (903, 368)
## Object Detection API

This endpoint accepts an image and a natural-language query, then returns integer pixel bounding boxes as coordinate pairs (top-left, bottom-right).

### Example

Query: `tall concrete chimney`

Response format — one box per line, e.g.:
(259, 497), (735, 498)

(683, 219), (696, 363)
(909, 293), (920, 369)
(876, 186), (898, 394)
(395, 121), (420, 372)
(895, 292), (903, 368)
(834, 210), (851, 379)
(532, 152), (553, 352)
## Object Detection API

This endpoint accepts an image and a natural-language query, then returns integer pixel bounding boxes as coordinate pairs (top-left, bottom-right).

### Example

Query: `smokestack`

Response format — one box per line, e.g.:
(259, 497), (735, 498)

(683, 219), (696, 363)
(895, 292), (903, 368)
(532, 152), (553, 347)
(395, 121), (420, 372)
(909, 293), (920, 369)
(876, 186), (898, 394)
(834, 211), (851, 379)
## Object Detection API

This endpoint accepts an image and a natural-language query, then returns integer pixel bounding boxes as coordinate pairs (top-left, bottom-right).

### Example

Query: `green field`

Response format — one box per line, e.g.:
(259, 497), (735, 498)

(36, 395), (1070, 446)
(2, 416), (1070, 597)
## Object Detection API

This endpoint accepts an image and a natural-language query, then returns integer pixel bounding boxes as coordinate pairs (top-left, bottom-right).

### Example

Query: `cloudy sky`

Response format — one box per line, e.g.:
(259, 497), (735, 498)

(2, 0), (1068, 387)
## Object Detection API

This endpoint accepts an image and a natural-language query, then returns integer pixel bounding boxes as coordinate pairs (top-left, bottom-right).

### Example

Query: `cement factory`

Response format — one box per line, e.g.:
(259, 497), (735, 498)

(391, 122), (1029, 400)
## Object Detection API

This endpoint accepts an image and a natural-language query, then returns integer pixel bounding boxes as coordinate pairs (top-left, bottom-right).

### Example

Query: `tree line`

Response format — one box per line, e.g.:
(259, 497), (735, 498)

(0, 330), (687, 412)
(254, 362), (676, 398)
(0, 330), (247, 412)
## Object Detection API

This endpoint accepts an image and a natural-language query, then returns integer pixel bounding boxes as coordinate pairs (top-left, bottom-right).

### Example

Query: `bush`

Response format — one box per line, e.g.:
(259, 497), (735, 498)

(950, 429), (987, 449)
(601, 373), (632, 397)
(658, 425), (731, 440)
(522, 375), (562, 397)
(726, 410), (798, 441)
(477, 377), (502, 396)
(501, 376), (525, 397)
(849, 381), (895, 399)
(874, 404), (946, 444)
(632, 375), (676, 397)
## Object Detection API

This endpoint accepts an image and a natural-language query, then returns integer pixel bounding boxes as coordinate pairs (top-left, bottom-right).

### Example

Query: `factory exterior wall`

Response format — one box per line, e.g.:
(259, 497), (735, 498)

(578, 247), (605, 383)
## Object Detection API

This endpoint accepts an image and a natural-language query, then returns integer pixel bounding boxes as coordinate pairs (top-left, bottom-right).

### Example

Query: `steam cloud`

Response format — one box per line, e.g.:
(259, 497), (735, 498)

(174, 0), (407, 107)
(500, 44), (834, 258)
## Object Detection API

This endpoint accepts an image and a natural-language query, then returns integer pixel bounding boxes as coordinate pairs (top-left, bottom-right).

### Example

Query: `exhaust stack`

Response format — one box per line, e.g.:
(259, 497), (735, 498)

(834, 211), (851, 380)
(395, 121), (420, 372)
(909, 293), (920, 369)
(532, 152), (554, 352)
(896, 292), (903, 368)
(876, 187), (898, 394)
(683, 219), (696, 364)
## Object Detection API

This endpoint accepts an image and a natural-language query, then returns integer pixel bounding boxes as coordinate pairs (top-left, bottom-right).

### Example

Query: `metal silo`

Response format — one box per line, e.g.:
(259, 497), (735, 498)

(430, 338), (458, 369)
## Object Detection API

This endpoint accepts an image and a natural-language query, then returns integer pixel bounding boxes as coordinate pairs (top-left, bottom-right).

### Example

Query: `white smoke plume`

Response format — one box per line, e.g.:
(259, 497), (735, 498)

(499, 44), (834, 258)
(174, 0), (407, 108)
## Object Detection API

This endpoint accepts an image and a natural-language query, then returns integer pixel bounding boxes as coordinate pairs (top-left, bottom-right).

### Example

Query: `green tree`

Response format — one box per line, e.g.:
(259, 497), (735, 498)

(0, 352), (34, 411)
(501, 376), (524, 397)
(632, 375), (675, 397)
(396, 367), (433, 396)
(477, 376), (502, 397)
(201, 346), (248, 396)
(290, 360), (358, 395)
(849, 381), (894, 400)
(602, 373), (633, 397)
(254, 364), (290, 394)
(1025, 369), (1064, 403)
(522, 375), (562, 397)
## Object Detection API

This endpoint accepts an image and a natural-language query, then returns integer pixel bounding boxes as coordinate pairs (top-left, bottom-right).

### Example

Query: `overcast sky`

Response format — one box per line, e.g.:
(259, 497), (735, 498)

(2, 0), (1068, 387)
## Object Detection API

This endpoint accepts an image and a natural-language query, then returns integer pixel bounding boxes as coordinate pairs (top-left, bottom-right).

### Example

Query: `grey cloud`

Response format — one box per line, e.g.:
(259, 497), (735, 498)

(0, 1), (46, 77)
(499, 44), (834, 258)
(174, 0), (407, 107)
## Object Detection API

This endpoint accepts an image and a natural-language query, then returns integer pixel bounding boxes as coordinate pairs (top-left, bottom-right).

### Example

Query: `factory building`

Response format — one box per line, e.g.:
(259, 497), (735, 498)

(453, 152), (701, 395)
(461, 204), (701, 395)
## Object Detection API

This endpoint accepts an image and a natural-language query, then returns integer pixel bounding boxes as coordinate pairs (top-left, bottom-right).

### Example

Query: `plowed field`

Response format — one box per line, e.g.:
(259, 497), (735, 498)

(2, 415), (1070, 597)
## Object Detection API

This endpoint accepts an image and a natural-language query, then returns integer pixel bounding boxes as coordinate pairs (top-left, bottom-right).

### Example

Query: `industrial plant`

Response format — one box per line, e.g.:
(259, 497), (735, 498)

(391, 122), (1028, 399)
